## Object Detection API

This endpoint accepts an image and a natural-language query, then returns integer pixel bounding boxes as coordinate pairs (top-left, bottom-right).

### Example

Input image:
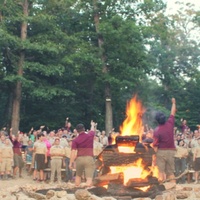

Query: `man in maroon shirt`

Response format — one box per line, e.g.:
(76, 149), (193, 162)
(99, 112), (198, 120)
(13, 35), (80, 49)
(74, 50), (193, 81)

(9, 131), (24, 178)
(69, 120), (96, 187)
(153, 98), (176, 183)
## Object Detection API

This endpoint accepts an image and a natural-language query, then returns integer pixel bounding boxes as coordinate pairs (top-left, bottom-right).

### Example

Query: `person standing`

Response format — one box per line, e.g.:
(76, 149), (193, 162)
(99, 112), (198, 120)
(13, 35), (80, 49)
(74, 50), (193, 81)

(69, 120), (96, 187)
(24, 140), (34, 175)
(174, 139), (188, 183)
(100, 131), (109, 148)
(33, 133), (47, 182)
(0, 138), (13, 179)
(153, 98), (176, 183)
(9, 131), (24, 179)
(64, 139), (73, 183)
(192, 139), (200, 184)
(49, 138), (65, 184)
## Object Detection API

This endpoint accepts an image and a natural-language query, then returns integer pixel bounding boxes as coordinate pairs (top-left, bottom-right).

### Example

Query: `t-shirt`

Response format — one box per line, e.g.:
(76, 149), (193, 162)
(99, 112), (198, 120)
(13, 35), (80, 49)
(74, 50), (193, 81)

(34, 141), (47, 154)
(25, 144), (33, 156)
(0, 145), (13, 159)
(50, 145), (65, 159)
(72, 130), (95, 157)
(153, 115), (176, 150)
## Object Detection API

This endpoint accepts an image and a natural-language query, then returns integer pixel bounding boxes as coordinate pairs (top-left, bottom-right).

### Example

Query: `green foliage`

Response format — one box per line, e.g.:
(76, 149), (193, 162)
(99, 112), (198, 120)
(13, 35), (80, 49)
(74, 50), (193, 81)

(0, 0), (199, 132)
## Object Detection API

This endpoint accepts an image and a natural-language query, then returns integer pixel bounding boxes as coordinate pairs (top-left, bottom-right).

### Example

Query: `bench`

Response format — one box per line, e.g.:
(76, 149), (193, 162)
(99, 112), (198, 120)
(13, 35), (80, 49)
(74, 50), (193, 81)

(44, 168), (66, 172)
(187, 169), (195, 183)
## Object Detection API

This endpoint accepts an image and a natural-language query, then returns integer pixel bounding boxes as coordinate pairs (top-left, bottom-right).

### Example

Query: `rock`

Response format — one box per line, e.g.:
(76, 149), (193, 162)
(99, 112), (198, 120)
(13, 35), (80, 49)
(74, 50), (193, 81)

(194, 187), (200, 192)
(23, 190), (46, 200)
(176, 192), (189, 199)
(162, 182), (176, 190)
(46, 190), (56, 199)
(91, 194), (103, 200)
(67, 193), (77, 200)
(160, 192), (176, 200)
(195, 192), (200, 198)
(182, 187), (192, 191)
(15, 192), (36, 200)
(155, 195), (164, 200)
(75, 189), (91, 200)
(56, 190), (67, 198)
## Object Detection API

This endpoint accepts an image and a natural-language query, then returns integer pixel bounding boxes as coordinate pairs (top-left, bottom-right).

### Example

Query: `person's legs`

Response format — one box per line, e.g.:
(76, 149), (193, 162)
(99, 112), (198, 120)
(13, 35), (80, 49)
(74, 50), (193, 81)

(75, 157), (85, 186)
(180, 158), (187, 183)
(166, 150), (176, 183)
(174, 158), (181, 183)
(156, 150), (167, 182)
(65, 157), (72, 182)
(75, 176), (81, 186)
(50, 159), (56, 182)
(39, 170), (44, 181)
(19, 167), (22, 177)
(56, 159), (62, 182)
(195, 171), (199, 183)
(84, 156), (95, 186)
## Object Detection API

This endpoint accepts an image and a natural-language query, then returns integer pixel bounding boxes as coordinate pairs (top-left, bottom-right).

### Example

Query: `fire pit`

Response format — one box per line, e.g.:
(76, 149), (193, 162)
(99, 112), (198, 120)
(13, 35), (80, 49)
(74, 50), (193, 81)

(92, 96), (160, 198)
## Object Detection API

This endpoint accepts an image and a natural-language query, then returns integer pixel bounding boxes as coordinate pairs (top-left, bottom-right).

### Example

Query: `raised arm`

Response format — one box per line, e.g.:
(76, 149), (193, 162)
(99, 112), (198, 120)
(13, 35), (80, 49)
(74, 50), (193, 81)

(90, 120), (97, 131)
(171, 98), (176, 116)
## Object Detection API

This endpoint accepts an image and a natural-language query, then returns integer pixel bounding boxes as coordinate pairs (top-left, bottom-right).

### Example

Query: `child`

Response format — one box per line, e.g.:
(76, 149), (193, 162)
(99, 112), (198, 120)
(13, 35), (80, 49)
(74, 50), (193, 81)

(24, 140), (34, 175)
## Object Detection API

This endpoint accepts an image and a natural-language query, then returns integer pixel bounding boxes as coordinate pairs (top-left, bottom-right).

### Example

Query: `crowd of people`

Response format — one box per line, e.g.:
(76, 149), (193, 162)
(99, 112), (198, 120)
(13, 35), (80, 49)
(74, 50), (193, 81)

(0, 118), (109, 187)
(0, 100), (200, 186)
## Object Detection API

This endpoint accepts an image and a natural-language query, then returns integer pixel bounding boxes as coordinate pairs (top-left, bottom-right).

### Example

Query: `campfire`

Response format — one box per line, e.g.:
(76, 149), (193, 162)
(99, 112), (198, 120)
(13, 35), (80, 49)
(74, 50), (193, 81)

(94, 96), (160, 198)
(33, 95), (181, 200)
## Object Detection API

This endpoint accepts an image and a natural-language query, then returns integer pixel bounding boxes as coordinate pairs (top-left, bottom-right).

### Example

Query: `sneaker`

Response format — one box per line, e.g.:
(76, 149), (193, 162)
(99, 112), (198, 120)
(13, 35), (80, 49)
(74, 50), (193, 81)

(194, 180), (198, 184)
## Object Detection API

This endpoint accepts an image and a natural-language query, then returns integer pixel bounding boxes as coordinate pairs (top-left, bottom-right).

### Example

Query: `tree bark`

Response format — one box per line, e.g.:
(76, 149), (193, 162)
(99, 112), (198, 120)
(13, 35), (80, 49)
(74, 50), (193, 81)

(93, 0), (113, 135)
(11, 0), (28, 135)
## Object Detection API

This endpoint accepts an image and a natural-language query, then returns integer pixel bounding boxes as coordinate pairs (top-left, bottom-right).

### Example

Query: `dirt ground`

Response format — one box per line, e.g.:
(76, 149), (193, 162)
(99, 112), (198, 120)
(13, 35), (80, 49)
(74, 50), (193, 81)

(0, 168), (199, 192)
(0, 170), (36, 190)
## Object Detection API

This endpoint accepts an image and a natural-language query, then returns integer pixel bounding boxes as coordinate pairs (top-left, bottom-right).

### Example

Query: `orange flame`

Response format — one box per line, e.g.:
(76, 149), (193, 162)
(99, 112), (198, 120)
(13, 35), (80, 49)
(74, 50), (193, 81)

(107, 95), (158, 191)
(120, 96), (145, 138)
(110, 158), (157, 186)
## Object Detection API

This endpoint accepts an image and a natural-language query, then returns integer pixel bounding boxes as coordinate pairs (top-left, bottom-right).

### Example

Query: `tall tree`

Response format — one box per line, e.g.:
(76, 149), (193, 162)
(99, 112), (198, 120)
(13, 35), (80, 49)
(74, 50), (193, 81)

(11, 0), (29, 135)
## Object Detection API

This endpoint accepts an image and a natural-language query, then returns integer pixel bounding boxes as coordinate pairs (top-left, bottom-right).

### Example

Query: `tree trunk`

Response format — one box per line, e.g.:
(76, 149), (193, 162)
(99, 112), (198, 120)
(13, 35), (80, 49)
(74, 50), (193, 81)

(11, 0), (28, 135)
(93, 0), (113, 135)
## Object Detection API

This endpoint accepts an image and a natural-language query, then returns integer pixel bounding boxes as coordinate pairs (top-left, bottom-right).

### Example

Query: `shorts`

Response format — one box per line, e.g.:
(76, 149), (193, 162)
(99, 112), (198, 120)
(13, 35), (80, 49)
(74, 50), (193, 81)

(26, 154), (32, 164)
(156, 149), (175, 176)
(13, 154), (24, 168)
(76, 156), (95, 178)
(1, 158), (12, 172)
(194, 157), (200, 171)
(35, 154), (45, 171)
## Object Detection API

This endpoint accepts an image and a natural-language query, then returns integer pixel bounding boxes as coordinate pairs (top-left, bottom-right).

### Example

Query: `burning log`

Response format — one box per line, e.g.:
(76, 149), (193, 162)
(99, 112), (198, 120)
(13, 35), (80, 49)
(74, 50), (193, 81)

(115, 135), (139, 146)
(95, 172), (123, 181)
(94, 172), (124, 187)
(126, 176), (159, 187)
(101, 151), (152, 167)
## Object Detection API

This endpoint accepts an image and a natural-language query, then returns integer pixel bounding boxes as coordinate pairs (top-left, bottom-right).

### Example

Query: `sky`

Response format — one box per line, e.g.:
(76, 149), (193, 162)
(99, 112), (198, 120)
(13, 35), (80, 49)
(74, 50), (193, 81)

(166, 0), (200, 13)
(165, 0), (200, 41)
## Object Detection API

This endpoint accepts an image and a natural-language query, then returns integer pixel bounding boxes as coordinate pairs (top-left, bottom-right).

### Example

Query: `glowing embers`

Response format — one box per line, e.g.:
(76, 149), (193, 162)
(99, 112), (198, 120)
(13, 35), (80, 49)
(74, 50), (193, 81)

(109, 158), (159, 190)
